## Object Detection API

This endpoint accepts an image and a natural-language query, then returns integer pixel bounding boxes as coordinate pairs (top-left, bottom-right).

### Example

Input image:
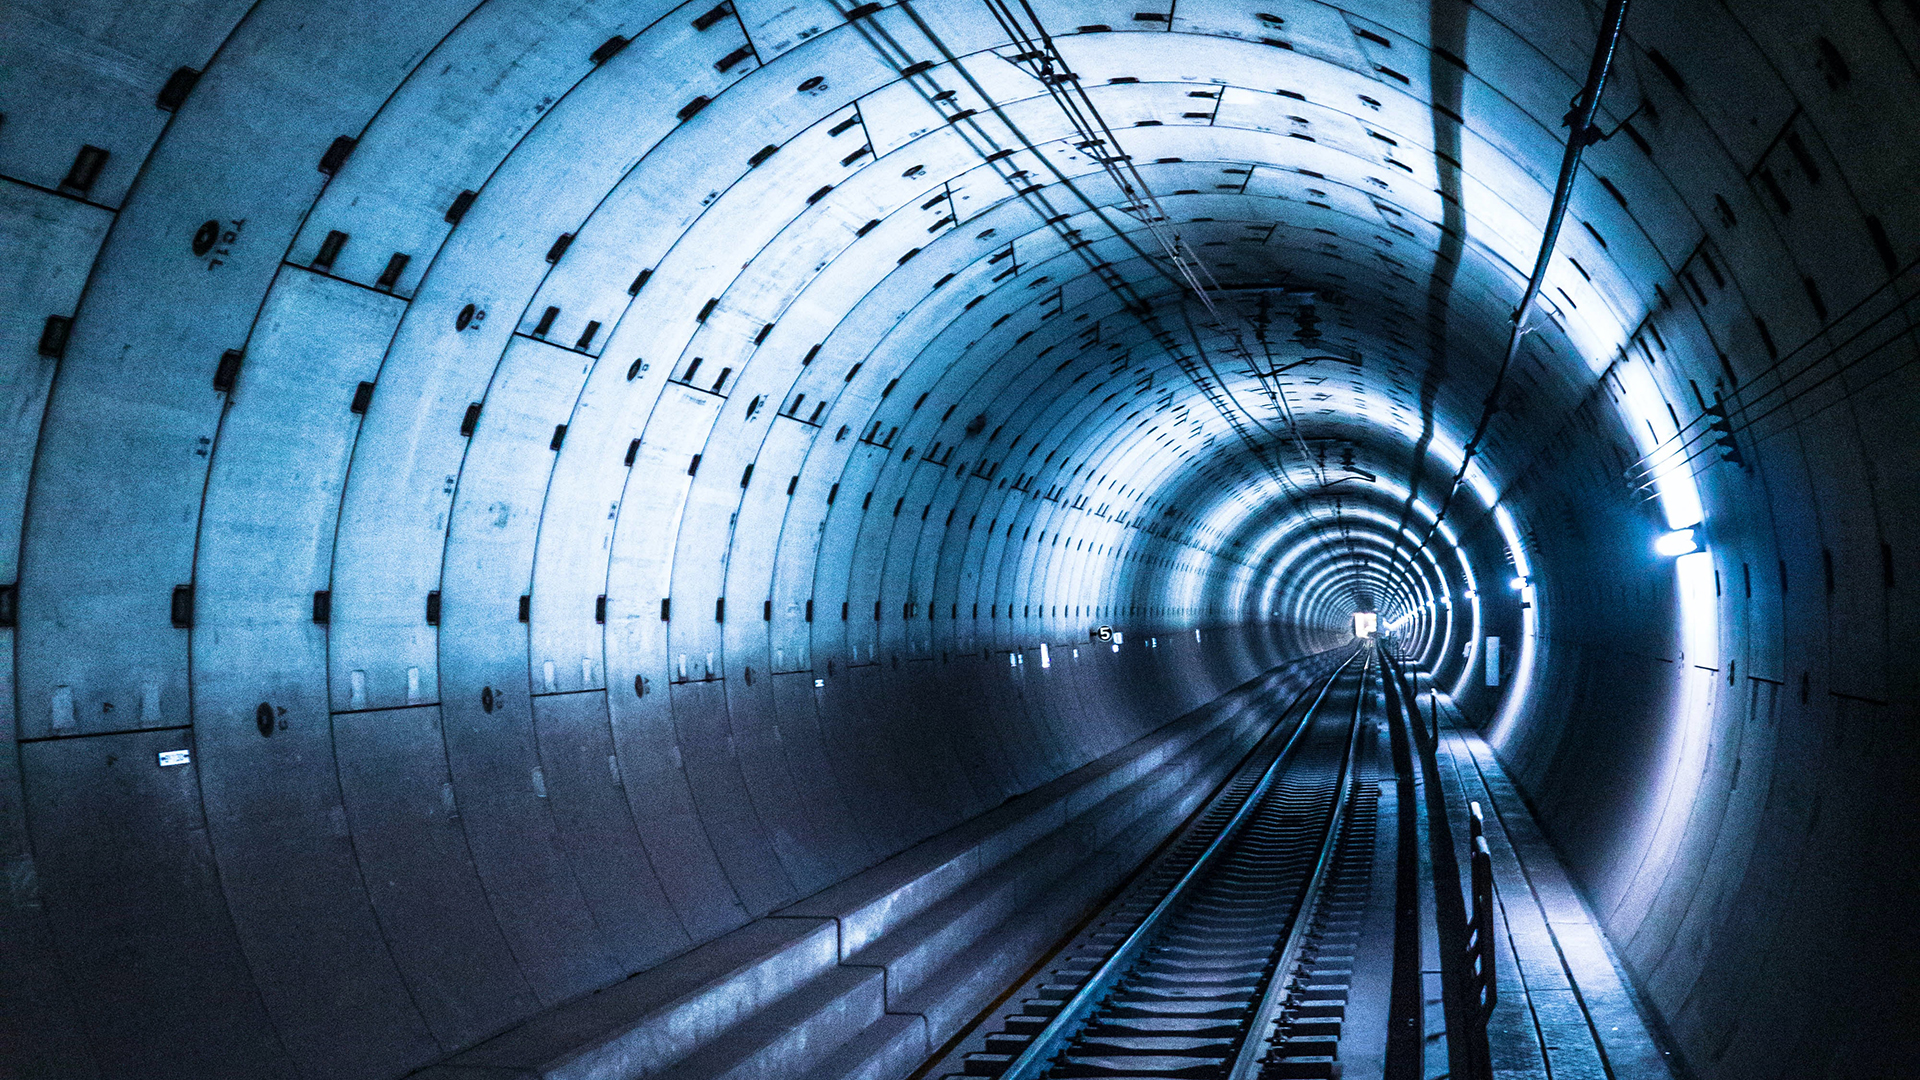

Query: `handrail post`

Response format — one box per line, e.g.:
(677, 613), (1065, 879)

(1465, 803), (1498, 1019)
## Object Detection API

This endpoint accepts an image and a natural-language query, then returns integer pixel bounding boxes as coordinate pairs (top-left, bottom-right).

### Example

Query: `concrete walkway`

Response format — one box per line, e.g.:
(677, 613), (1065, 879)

(1428, 697), (1679, 1080)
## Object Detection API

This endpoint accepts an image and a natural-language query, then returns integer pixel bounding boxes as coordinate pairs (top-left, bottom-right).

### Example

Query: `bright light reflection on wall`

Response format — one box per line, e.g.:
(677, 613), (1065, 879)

(1614, 361), (1705, 529)
(1485, 504), (1538, 740)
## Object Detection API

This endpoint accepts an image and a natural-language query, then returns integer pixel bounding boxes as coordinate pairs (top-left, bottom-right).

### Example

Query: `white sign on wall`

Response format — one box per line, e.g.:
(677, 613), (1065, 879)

(1485, 636), (1502, 687)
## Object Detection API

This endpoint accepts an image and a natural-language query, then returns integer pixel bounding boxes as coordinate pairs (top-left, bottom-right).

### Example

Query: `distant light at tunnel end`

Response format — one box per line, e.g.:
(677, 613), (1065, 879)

(1654, 528), (1699, 557)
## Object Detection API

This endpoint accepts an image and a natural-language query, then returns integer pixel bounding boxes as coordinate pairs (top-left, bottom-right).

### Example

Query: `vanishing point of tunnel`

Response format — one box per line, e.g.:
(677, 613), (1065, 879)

(0, 0), (1915, 1077)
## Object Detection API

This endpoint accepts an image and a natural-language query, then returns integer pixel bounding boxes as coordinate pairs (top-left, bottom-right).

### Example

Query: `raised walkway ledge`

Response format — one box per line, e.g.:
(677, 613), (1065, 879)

(1427, 694), (1680, 1080)
(413, 650), (1343, 1080)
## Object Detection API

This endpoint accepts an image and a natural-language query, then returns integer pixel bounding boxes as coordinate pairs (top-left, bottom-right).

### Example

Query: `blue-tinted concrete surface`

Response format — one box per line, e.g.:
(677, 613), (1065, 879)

(1, 0), (1915, 1076)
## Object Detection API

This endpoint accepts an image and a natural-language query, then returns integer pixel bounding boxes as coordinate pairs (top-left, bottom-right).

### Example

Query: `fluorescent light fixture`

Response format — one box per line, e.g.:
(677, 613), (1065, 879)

(1655, 528), (1698, 557)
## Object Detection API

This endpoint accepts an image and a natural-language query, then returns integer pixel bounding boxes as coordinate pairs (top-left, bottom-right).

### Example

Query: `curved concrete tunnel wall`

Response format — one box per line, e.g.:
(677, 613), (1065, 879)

(1, 0), (1915, 1077)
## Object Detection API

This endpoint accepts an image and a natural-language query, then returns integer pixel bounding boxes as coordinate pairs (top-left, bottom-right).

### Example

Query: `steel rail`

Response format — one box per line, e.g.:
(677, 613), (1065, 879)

(1224, 648), (1373, 1079)
(998, 648), (1366, 1079)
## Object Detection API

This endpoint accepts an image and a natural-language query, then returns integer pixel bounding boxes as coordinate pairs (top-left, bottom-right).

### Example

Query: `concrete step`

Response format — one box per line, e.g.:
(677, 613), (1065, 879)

(775, 679), (1280, 961)
(852, 828), (1090, 999)
(891, 847), (1136, 1045)
(655, 966), (884, 1080)
(425, 662), (1332, 1080)
(789, 1011), (928, 1080)
(443, 917), (839, 1079)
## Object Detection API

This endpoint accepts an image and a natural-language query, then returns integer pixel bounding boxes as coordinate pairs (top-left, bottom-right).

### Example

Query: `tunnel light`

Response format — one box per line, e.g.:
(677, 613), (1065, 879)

(1654, 528), (1699, 557)
(1040, 643), (1050, 669)
(1508, 576), (1526, 591)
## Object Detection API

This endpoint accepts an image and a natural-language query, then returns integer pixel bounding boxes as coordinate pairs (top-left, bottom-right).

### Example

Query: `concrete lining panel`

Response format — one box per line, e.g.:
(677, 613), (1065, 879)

(190, 269), (431, 1077)
(21, 729), (293, 1078)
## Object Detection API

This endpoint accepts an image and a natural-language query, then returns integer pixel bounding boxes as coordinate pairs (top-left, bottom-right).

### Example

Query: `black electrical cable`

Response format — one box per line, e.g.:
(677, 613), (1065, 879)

(838, 0), (1365, 584)
(1415, 0), (1632, 550)
(1623, 256), (1920, 485)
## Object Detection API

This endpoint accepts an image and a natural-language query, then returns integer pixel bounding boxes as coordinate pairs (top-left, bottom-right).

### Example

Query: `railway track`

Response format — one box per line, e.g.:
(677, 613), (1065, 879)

(935, 649), (1381, 1080)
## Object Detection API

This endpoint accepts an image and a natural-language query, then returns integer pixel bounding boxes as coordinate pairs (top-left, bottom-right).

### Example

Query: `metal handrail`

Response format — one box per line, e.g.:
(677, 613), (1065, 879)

(1382, 648), (1494, 1077)
(998, 649), (1364, 1079)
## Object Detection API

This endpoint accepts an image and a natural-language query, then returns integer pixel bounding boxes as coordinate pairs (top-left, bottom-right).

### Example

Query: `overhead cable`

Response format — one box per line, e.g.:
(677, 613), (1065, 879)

(1414, 0), (1632, 548)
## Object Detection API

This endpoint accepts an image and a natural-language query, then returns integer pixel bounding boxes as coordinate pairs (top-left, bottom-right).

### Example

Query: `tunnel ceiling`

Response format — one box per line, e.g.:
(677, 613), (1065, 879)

(531, 0), (1614, 628)
(17, 0), (1650, 674)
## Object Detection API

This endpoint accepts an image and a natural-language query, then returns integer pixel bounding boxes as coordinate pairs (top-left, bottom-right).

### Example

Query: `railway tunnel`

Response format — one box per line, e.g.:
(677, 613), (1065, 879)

(1, 0), (1915, 1077)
